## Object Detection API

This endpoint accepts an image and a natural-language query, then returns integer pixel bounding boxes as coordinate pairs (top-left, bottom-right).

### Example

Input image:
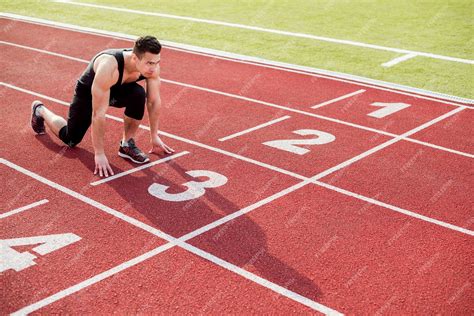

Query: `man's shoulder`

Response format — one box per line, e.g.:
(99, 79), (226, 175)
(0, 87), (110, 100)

(94, 53), (117, 68)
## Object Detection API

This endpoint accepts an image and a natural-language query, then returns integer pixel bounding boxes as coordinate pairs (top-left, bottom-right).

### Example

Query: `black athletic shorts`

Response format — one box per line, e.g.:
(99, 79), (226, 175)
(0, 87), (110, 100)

(59, 82), (146, 147)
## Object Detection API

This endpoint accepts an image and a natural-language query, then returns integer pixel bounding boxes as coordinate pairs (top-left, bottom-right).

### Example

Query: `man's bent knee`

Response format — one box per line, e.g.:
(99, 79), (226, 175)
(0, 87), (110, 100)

(59, 126), (85, 148)
(124, 84), (146, 120)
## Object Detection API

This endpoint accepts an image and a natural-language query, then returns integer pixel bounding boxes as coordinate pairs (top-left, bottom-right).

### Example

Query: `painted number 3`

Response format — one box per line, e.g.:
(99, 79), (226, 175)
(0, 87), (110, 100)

(263, 129), (336, 155)
(148, 170), (228, 202)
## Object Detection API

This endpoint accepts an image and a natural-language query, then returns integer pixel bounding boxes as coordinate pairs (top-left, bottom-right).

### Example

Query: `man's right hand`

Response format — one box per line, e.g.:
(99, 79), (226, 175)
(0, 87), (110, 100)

(94, 153), (114, 177)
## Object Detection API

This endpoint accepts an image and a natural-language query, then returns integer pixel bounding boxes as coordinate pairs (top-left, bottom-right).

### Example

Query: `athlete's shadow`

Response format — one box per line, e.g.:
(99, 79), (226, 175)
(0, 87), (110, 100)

(167, 162), (323, 301)
(37, 136), (322, 301)
(112, 156), (322, 301)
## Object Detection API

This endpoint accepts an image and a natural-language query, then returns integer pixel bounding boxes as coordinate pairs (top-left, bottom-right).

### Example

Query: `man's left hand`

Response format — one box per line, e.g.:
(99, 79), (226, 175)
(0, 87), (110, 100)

(150, 134), (175, 154)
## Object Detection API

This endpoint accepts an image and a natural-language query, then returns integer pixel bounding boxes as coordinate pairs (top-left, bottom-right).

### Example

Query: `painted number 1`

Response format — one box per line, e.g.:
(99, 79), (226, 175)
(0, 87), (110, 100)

(148, 170), (228, 202)
(368, 102), (411, 118)
(263, 129), (336, 155)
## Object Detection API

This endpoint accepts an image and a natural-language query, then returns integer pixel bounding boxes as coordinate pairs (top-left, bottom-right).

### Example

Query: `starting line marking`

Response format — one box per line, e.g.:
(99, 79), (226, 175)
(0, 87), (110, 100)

(0, 199), (49, 219)
(2, 41), (473, 159)
(218, 115), (291, 141)
(311, 89), (366, 109)
(2, 82), (473, 237)
(90, 151), (190, 186)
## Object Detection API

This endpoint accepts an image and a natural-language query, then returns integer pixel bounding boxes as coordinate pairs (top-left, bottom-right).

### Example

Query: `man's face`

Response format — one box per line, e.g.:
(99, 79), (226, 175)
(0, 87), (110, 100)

(136, 52), (160, 78)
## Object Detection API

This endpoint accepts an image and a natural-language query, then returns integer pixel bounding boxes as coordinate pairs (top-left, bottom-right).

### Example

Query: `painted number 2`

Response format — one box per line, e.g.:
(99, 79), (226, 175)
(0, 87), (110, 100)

(263, 129), (336, 155)
(148, 170), (228, 202)
(0, 233), (81, 272)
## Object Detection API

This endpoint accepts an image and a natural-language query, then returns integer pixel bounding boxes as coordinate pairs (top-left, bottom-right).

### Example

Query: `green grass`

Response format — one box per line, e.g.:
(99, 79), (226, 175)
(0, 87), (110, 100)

(1, 0), (473, 98)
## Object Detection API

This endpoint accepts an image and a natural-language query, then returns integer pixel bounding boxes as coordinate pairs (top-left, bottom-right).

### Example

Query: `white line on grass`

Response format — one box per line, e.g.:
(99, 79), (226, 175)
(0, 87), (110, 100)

(90, 151), (190, 186)
(0, 199), (49, 219)
(218, 116), (291, 141)
(2, 83), (472, 237)
(2, 13), (473, 105)
(382, 53), (418, 68)
(52, 0), (474, 66)
(311, 89), (366, 109)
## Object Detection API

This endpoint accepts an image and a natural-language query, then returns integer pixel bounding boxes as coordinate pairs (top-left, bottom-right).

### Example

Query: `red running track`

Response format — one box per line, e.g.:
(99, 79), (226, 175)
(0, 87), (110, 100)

(1, 16), (473, 315)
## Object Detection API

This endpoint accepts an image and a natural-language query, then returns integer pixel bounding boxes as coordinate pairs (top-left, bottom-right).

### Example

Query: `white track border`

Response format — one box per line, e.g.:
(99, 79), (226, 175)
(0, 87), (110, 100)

(1, 12), (473, 106)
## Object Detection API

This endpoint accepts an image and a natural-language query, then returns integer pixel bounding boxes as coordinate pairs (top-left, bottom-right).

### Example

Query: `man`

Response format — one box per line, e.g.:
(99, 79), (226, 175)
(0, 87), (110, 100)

(30, 35), (174, 177)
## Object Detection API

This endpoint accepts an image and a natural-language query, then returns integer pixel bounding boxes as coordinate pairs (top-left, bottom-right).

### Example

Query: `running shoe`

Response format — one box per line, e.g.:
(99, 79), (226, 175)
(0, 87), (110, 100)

(31, 100), (45, 134)
(118, 138), (150, 164)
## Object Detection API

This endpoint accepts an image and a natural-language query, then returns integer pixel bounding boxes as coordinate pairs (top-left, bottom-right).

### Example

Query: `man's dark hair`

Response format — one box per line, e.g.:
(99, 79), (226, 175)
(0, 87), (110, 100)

(133, 36), (162, 58)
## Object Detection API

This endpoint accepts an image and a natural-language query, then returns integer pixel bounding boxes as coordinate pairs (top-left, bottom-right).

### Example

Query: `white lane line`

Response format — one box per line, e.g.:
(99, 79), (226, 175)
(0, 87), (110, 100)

(162, 78), (396, 137)
(403, 138), (473, 159)
(176, 240), (343, 315)
(2, 43), (473, 159)
(314, 180), (474, 236)
(0, 159), (176, 243)
(311, 89), (366, 109)
(382, 52), (418, 68)
(4, 83), (472, 239)
(162, 79), (474, 158)
(0, 40), (88, 63)
(2, 159), (340, 315)
(311, 106), (466, 181)
(0, 40), (394, 138)
(90, 151), (190, 186)
(10, 243), (175, 316)
(0, 82), (308, 181)
(52, 0), (474, 66)
(218, 116), (291, 141)
(0, 199), (49, 219)
(180, 180), (312, 241)
(2, 13), (473, 106)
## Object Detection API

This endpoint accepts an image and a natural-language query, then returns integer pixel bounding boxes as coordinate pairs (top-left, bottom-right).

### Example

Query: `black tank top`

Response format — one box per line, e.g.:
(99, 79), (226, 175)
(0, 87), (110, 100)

(76, 48), (145, 95)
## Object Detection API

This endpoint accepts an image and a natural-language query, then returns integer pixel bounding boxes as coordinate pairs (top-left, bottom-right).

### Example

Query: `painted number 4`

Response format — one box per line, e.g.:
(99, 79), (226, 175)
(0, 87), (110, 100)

(0, 233), (81, 272)
(148, 170), (228, 202)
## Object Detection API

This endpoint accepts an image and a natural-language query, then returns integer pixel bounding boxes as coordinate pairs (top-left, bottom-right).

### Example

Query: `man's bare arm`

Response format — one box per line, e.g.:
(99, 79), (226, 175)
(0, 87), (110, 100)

(146, 74), (174, 154)
(91, 55), (117, 176)
(146, 76), (161, 136)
